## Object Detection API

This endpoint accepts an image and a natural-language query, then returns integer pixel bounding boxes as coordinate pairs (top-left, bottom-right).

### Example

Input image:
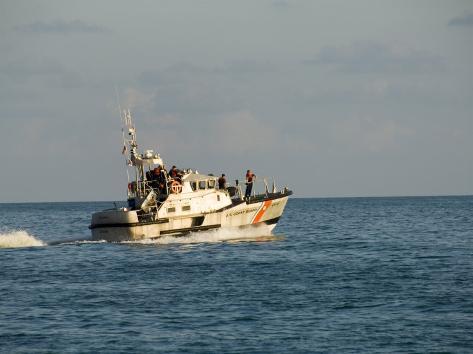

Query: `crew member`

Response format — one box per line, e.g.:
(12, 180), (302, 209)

(218, 174), (227, 189)
(169, 165), (182, 180)
(245, 169), (255, 200)
(150, 167), (161, 192)
(147, 167), (157, 190)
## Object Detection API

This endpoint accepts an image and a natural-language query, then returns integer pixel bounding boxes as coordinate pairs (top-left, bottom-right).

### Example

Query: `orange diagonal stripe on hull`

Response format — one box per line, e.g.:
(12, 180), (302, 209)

(253, 200), (272, 224)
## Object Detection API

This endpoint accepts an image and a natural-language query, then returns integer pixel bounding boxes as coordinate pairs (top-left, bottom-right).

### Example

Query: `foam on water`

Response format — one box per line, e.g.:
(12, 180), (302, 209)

(0, 230), (46, 248)
(123, 224), (277, 245)
(48, 236), (95, 245)
(0, 226), (277, 249)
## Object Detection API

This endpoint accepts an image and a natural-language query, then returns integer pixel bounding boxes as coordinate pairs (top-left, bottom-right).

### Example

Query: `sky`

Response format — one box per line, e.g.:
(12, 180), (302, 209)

(0, 0), (472, 202)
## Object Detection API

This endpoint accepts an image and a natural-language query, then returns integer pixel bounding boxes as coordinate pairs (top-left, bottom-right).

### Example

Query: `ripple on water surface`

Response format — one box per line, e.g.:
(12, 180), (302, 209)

(0, 197), (472, 353)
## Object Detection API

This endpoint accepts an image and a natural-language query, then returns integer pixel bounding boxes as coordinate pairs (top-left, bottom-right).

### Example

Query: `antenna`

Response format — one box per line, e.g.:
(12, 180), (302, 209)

(115, 87), (131, 184)
(117, 88), (127, 154)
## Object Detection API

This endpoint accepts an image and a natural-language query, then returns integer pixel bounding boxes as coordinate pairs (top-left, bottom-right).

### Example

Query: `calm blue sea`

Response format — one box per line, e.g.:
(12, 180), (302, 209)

(1, 197), (472, 353)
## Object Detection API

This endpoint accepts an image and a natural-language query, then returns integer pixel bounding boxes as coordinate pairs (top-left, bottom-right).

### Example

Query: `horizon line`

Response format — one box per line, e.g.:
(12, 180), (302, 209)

(1, 193), (472, 204)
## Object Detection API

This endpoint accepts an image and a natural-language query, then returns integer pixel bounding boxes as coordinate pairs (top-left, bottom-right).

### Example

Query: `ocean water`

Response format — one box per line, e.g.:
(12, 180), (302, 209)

(0, 197), (472, 353)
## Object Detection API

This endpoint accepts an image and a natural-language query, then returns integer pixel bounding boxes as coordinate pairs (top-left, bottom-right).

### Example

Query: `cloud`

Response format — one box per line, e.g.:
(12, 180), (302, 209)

(14, 20), (109, 34)
(139, 61), (276, 85)
(123, 88), (155, 112)
(0, 59), (84, 88)
(213, 60), (276, 75)
(271, 0), (291, 9)
(305, 41), (445, 74)
(448, 12), (473, 27)
(210, 111), (278, 155)
(133, 60), (277, 120)
(135, 69), (248, 116)
(330, 115), (415, 153)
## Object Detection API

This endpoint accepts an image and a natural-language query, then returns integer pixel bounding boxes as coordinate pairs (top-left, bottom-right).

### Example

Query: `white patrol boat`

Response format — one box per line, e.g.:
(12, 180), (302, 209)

(90, 110), (292, 241)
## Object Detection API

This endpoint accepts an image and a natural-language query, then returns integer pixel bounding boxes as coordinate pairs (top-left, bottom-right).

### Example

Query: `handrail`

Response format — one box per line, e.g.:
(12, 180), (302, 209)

(128, 175), (285, 202)
(231, 176), (279, 200)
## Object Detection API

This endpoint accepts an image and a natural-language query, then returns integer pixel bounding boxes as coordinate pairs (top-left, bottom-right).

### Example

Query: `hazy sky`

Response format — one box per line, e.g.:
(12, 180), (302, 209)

(0, 0), (472, 202)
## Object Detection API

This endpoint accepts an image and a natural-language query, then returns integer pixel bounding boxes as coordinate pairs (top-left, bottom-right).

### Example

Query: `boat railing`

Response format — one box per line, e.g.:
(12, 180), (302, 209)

(127, 180), (150, 199)
(232, 176), (281, 201)
(128, 176), (289, 205)
(127, 178), (173, 199)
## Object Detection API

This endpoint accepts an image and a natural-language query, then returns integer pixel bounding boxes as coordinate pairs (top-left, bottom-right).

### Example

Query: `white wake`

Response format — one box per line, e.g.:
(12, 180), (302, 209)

(123, 224), (278, 245)
(0, 230), (46, 248)
(0, 225), (279, 248)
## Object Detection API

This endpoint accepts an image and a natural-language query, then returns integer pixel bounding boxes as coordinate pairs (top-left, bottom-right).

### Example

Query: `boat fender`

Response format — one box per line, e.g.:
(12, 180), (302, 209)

(171, 181), (182, 194)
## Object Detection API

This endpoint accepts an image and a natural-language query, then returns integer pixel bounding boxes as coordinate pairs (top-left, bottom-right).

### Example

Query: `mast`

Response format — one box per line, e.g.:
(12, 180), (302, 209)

(121, 109), (141, 194)
(119, 108), (164, 199)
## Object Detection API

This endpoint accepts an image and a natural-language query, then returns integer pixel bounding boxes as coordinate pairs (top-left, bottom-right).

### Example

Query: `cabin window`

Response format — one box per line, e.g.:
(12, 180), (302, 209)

(208, 180), (216, 189)
(167, 207), (176, 213)
(182, 205), (191, 211)
(190, 182), (197, 191)
(199, 180), (206, 190)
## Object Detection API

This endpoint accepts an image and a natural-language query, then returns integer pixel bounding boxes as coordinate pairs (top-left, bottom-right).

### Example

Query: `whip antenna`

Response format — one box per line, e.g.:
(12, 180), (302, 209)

(115, 86), (130, 183)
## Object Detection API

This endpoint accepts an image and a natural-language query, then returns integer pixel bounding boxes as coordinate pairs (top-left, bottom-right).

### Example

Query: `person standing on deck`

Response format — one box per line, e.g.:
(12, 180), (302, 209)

(169, 165), (183, 181)
(218, 174), (227, 189)
(245, 169), (255, 200)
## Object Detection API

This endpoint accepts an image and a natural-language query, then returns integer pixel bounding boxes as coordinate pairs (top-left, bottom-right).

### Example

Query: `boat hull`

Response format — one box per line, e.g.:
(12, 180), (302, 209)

(90, 195), (289, 242)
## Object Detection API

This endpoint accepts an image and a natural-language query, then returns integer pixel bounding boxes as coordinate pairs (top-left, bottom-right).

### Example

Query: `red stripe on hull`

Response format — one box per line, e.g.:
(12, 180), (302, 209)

(252, 200), (272, 224)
